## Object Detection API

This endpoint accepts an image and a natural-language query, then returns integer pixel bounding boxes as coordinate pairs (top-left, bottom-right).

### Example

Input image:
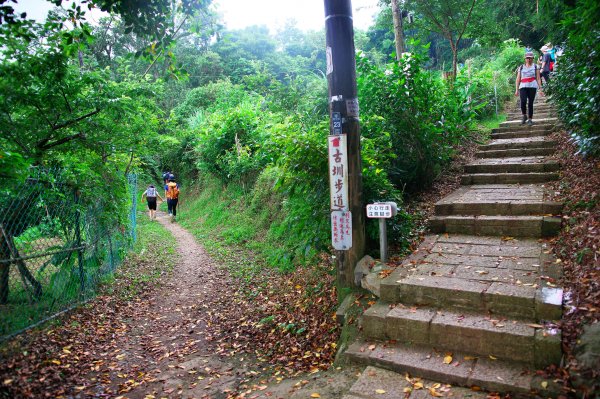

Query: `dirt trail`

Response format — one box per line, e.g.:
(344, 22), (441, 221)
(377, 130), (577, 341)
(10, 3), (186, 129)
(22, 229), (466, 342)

(80, 211), (359, 399)
(94, 211), (246, 398)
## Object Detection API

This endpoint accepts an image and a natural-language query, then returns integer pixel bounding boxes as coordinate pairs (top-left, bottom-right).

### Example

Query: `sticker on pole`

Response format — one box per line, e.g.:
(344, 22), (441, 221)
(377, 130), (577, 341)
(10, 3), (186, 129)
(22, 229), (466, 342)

(331, 112), (342, 135)
(326, 46), (333, 75)
(346, 98), (359, 118)
(366, 202), (398, 218)
(331, 210), (352, 250)
(328, 135), (348, 211)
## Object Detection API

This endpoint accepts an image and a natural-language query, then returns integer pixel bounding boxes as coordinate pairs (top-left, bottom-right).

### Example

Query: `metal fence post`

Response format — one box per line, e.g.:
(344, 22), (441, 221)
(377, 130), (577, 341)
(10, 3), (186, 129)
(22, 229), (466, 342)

(128, 174), (137, 244)
(74, 190), (85, 294)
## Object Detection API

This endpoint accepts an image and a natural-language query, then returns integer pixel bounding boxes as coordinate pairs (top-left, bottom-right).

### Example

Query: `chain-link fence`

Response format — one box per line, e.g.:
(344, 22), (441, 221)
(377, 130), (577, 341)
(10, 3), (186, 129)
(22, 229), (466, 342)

(0, 169), (137, 340)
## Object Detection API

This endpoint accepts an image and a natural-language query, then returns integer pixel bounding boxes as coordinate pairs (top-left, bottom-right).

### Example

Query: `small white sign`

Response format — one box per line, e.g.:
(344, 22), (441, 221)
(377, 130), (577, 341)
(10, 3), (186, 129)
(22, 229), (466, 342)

(346, 98), (359, 118)
(366, 203), (397, 218)
(328, 135), (349, 211)
(331, 210), (352, 250)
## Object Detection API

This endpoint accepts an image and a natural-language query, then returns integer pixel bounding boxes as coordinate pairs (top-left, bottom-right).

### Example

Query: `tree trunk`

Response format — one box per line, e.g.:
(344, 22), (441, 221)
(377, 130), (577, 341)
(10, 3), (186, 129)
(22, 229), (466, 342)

(391, 0), (405, 60)
(0, 224), (43, 303)
(451, 40), (458, 82)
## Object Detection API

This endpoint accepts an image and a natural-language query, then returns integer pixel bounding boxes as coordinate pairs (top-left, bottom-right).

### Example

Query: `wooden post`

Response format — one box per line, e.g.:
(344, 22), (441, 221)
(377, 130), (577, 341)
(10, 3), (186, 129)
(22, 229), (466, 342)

(324, 0), (365, 287)
(391, 0), (405, 59)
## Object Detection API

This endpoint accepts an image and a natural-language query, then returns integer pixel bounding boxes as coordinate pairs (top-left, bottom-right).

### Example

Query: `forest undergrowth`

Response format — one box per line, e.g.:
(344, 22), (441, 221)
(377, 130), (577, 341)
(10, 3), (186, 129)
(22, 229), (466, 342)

(547, 130), (600, 396)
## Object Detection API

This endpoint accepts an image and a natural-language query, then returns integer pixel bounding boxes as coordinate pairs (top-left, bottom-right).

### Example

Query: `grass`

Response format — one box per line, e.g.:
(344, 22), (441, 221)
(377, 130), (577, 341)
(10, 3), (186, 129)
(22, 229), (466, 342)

(108, 212), (178, 300)
(478, 113), (507, 130)
(175, 175), (303, 281)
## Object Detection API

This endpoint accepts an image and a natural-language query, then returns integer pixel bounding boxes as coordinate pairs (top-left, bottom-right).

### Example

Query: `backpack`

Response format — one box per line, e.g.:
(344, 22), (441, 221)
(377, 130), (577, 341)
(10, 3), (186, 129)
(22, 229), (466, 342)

(147, 186), (157, 197)
(166, 182), (179, 199)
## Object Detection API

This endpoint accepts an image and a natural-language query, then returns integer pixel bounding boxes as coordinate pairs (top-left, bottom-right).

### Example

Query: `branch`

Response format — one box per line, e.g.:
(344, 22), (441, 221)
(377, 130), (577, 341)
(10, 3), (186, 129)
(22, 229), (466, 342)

(457, 0), (477, 43)
(37, 132), (85, 151)
(420, 6), (453, 42)
(140, 14), (189, 80)
(59, 87), (73, 113)
(124, 150), (135, 176)
(51, 108), (101, 131)
(2, 113), (32, 156)
(33, 103), (55, 130)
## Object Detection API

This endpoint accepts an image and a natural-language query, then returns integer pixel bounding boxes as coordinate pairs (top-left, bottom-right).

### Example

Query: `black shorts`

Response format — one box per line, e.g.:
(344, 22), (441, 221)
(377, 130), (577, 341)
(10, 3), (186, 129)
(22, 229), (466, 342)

(147, 197), (157, 210)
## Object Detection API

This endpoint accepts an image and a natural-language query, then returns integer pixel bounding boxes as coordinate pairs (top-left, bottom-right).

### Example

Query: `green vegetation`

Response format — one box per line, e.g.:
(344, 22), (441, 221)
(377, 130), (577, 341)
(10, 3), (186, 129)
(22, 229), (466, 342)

(0, 0), (597, 318)
(547, 0), (600, 156)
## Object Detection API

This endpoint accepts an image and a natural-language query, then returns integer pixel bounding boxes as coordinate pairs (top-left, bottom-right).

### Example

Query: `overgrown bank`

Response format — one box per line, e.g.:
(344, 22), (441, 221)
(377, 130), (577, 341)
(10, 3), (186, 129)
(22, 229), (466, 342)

(548, 130), (600, 396)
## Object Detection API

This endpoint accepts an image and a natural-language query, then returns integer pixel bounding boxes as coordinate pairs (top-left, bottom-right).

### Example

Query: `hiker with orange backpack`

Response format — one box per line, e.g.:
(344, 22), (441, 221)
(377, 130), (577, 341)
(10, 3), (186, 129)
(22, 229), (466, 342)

(164, 174), (180, 221)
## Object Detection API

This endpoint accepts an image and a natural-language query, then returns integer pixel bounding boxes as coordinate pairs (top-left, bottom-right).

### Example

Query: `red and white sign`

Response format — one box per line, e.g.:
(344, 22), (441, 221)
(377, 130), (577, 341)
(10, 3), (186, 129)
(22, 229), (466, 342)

(331, 210), (352, 250)
(328, 135), (348, 211)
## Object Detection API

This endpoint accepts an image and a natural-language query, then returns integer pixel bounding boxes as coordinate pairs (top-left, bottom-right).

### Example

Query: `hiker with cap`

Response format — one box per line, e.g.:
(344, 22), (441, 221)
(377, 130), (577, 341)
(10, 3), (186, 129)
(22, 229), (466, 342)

(515, 50), (544, 125)
(540, 44), (553, 83)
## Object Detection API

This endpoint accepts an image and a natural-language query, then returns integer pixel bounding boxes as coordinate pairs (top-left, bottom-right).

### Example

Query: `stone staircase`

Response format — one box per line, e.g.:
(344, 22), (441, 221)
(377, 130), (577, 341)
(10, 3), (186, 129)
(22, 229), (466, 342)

(344, 98), (565, 397)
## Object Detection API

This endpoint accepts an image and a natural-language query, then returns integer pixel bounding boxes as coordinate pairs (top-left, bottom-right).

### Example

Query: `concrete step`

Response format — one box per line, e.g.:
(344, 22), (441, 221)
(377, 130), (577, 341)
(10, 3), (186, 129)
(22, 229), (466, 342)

(475, 147), (554, 158)
(508, 104), (555, 111)
(429, 215), (561, 237)
(379, 234), (563, 319)
(500, 118), (557, 128)
(461, 172), (559, 185)
(360, 303), (561, 366)
(507, 112), (555, 120)
(435, 191), (563, 215)
(435, 184), (562, 216)
(479, 138), (556, 151)
(345, 341), (563, 397)
(492, 125), (553, 134)
(465, 157), (559, 174)
(491, 130), (552, 140)
(344, 366), (490, 399)
(510, 102), (553, 109)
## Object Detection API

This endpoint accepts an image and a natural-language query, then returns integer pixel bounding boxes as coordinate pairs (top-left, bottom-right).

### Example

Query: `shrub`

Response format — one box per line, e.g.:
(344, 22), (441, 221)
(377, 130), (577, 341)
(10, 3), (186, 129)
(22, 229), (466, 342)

(172, 79), (250, 125)
(194, 100), (270, 186)
(547, 0), (600, 157)
(457, 39), (524, 118)
(357, 50), (475, 191)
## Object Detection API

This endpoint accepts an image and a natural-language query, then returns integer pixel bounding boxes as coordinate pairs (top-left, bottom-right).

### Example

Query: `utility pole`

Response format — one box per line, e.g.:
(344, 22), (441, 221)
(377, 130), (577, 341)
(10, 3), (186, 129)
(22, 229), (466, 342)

(324, 0), (365, 288)
(391, 0), (405, 60)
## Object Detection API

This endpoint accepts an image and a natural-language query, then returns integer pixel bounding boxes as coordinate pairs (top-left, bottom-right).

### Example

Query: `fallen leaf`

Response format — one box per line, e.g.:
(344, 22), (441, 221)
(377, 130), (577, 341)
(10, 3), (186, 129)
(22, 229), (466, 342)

(443, 355), (453, 364)
(310, 394), (321, 398)
(429, 387), (444, 397)
(489, 355), (497, 360)
(375, 389), (386, 394)
(541, 381), (548, 389)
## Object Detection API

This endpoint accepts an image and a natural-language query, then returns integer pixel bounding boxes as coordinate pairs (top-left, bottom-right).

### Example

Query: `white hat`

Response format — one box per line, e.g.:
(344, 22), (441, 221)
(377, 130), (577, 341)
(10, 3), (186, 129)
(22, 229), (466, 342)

(540, 45), (549, 52)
